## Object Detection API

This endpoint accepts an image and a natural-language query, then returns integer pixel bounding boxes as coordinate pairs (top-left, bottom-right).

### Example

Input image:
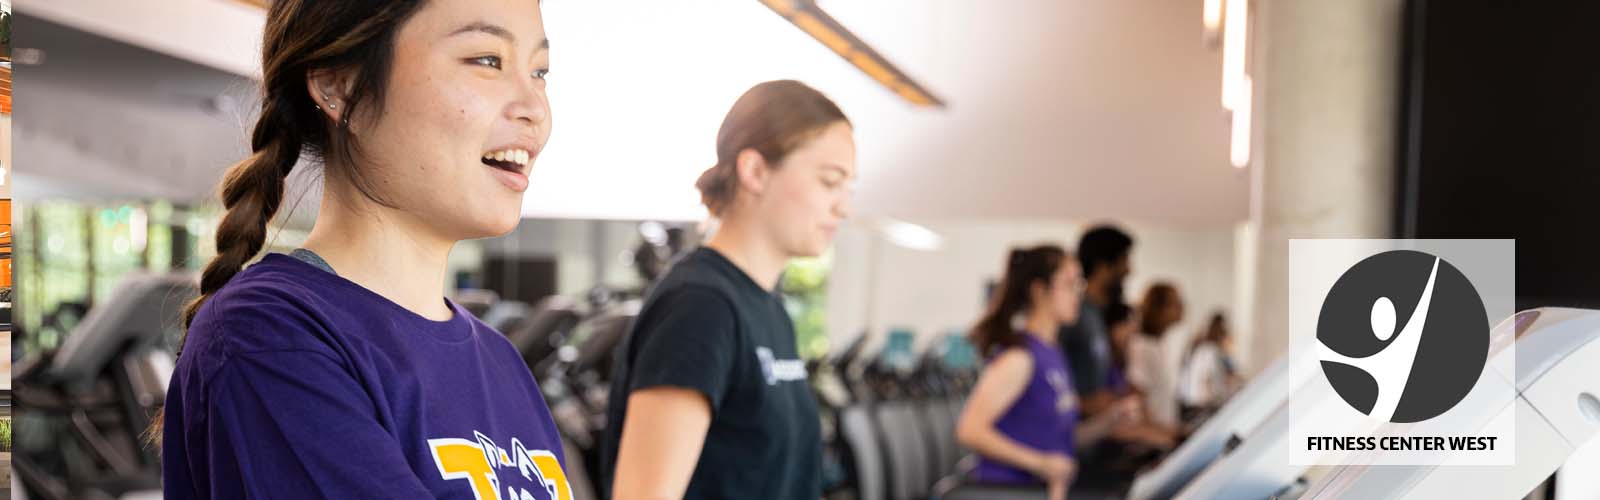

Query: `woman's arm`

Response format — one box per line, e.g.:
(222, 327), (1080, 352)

(606, 287), (739, 500)
(1104, 407), (1179, 451)
(610, 387), (713, 500)
(1076, 395), (1136, 447)
(1080, 389), (1121, 417)
(957, 349), (1073, 483)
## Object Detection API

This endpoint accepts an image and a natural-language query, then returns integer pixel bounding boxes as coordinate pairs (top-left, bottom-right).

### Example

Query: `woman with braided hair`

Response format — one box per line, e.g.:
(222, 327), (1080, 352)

(158, 1), (570, 498)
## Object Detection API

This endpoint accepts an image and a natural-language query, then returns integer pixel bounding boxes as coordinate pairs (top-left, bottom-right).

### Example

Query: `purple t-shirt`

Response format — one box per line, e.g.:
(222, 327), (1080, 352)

(1107, 362), (1130, 394)
(163, 253), (572, 500)
(972, 335), (1081, 484)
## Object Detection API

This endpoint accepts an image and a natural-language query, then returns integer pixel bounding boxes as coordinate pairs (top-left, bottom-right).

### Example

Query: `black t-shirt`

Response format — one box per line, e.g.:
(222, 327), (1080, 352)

(601, 247), (822, 500)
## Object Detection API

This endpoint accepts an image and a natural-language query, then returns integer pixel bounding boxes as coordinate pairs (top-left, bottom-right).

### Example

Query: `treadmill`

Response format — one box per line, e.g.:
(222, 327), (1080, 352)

(1171, 308), (1600, 500)
(1126, 352), (1319, 500)
(1296, 308), (1600, 499)
(13, 272), (198, 500)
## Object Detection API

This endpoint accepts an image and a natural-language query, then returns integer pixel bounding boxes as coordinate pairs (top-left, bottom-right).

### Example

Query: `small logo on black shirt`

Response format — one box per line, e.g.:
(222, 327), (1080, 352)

(755, 347), (808, 385)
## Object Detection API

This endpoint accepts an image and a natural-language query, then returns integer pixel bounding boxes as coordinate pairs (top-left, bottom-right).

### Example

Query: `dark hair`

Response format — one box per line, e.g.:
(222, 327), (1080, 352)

(1189, 311), (1231, 361)
(1139, 282), (1182, 337)
(151, 0), (433, 446)
(1207, 312), (1227, 339)
(1104, 300), (1133, 328)
(971, 245), (1068, 357)
(1077, 224), (1133, 280)
(695, 80), (850, 216)
(1202, 311), (1230, 344)
(1105, 299), (1133, 367)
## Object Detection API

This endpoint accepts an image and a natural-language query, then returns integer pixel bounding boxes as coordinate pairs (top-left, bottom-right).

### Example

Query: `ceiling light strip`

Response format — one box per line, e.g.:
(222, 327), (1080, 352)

(758, 0), (945, 108)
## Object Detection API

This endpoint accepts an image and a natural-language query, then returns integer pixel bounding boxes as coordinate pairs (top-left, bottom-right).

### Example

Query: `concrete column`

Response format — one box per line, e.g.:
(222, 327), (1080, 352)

(1245, 0), (1404, 372)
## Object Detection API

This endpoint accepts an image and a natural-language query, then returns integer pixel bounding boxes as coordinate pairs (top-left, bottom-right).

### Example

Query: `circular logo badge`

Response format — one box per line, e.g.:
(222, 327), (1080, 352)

(1316, 250), (1489, 423)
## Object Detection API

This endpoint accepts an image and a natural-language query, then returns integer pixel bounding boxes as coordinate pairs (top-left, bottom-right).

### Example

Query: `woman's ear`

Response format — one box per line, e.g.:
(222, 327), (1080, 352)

(306, 68), (357, 127)
(734, 148), (770, 196)
(1029, 279), (1050, 306)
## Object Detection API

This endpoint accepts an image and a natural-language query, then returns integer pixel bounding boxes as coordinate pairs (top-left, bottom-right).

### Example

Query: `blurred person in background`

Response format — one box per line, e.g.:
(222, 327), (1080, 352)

(1058, 225), (1135, 418)
(959, 245), (1132, 500)
(1128, 282), (1183, 431)
(1179, 312), (1242, 424)
(1082, 300), (1176, 488)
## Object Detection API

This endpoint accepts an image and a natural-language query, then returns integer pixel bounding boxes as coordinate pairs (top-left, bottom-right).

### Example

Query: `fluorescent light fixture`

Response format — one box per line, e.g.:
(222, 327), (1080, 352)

(1230, 77), (1253, 168)
(12, 49), (44, 66)
(1221, 0), (1250, 110)
(880, 218), (942, 252)
(758, 0), (944, 108)
(1203, 0), (1224, 45)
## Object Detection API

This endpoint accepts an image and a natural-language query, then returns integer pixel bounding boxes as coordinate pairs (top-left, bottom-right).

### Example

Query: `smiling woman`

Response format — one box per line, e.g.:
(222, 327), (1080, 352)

(156, 0), (572, 499)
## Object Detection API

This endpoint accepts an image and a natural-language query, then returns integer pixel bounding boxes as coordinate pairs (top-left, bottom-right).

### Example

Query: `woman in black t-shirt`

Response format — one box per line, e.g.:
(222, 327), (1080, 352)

(603, 80), (856, 500)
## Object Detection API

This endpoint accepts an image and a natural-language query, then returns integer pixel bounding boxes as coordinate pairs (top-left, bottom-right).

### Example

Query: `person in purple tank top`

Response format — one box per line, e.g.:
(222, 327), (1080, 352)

(958, 245), (1135, 500)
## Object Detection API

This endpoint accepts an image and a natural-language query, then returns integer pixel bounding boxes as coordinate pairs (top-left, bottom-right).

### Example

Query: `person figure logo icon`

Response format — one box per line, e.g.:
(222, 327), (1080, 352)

(1315, 250), (1490, 423)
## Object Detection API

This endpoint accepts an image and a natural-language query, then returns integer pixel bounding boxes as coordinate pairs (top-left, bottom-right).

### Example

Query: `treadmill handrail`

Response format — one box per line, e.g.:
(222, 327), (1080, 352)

(49, 273), (199, 382)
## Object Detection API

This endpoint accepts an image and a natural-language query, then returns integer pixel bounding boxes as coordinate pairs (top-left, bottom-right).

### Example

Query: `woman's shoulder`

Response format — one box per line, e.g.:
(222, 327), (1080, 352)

(183, 258), (343, 363)
(641, 276), (741, 320)
(975, 346), (1039, 396)
(988, 345), (1037, 373)
(457, 303), (526, 358)
(653, 248), (768, 302)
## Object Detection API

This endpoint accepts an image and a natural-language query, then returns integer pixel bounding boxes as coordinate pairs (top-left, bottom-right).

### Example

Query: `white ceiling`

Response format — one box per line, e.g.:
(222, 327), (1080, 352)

(809, 0), (1247, 223)
(15, 0), (1247, 224)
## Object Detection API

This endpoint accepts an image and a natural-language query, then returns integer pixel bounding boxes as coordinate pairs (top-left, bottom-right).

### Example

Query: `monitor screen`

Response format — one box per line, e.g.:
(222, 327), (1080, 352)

(1399, 0), (1600, 310)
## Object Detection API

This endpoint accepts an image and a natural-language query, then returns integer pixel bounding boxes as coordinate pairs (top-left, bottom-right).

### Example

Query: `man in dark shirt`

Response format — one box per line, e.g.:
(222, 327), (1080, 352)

(1058, 225), (1134, 417)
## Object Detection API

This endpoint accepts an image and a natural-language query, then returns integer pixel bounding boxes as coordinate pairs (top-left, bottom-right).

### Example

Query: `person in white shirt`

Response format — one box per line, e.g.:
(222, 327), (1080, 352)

(1179, 312), (1241, 423)
(1127, 282), (1184, 430)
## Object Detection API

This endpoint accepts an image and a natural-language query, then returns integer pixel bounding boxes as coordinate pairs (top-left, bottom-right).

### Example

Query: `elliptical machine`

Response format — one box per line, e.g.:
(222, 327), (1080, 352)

(12, 273), (198, 500)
